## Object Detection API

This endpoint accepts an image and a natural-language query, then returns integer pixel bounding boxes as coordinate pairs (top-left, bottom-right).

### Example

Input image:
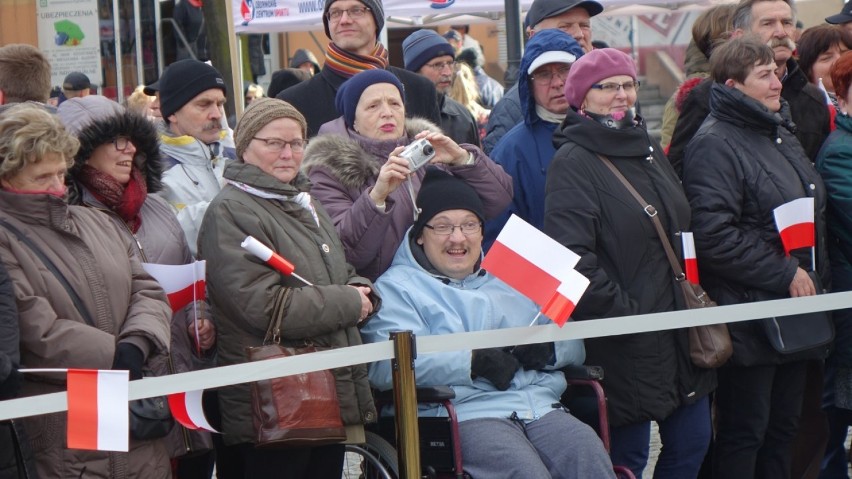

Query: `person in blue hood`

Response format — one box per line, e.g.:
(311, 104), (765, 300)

(484, 29), (583, 249)
(361, 167), (616, 479)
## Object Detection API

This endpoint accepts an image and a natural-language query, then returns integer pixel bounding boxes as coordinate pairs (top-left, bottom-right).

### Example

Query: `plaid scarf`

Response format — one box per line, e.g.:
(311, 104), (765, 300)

(324, 42), (389, 78)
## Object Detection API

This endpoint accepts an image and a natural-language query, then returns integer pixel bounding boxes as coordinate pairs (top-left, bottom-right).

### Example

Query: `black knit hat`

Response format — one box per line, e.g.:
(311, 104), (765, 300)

(158, 59), (227, 119)
(412, 167), (484, 239)
(323, 0), (385, 40)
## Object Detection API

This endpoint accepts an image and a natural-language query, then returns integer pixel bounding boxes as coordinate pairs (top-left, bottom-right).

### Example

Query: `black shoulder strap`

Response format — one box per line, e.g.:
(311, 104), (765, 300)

(0, 218), (96, 327)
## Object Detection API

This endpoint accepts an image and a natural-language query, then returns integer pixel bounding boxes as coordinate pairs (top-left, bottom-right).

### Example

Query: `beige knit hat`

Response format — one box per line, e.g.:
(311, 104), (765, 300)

(234, 97), (307, 160)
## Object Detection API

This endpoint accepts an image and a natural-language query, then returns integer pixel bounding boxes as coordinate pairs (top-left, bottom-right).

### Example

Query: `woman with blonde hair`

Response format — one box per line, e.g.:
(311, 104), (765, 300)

(450, 62), (490, 140)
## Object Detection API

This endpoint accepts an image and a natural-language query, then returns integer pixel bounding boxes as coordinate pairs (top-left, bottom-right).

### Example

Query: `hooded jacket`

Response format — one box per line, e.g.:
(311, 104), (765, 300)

(302, 117), (513, 281)
(544, 108), (716, 427)
(683, 83), (830, 366)
(197, 162), (377, 445)
(361, 230), (585, 423)
(485, 30), (583, 248)
(482, 84), (522, 155)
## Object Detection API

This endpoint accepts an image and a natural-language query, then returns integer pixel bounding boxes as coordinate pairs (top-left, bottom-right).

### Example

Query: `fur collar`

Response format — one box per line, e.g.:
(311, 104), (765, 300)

(302, 117), (440, 190)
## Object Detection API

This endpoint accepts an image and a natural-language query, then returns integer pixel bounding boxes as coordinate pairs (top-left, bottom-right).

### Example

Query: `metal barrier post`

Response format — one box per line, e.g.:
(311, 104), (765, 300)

(390, 330), (421, 479)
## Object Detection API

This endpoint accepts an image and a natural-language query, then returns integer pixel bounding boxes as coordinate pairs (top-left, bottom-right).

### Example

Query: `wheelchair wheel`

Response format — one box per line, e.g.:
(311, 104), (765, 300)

(343, 431), (399, 479)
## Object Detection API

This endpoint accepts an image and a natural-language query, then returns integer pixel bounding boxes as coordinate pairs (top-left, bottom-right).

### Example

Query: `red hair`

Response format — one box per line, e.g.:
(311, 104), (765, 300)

(831, 51), (852, 102)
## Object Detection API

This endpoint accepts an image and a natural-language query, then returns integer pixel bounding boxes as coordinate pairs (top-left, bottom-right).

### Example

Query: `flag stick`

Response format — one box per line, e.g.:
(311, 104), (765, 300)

(811, 246), (817, 272)
(529, 311), (543, 327)
(192, 266), (201, 357)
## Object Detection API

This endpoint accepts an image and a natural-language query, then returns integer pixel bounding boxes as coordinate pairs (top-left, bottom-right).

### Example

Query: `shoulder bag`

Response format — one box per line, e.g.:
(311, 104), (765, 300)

(596, 155), (733, 368)
(246, 304), (346, 448)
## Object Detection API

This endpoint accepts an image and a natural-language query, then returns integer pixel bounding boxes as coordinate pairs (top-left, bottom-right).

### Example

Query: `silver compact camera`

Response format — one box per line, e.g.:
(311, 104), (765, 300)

(399, 139), (436, 172)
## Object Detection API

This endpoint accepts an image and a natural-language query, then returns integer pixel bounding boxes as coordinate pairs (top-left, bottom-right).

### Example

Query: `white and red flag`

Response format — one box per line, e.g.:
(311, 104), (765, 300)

(681, 232), (699, 284)
(819, 78), (837, 132)
(241, 236), (313, 285)
(773, 198), (815, 255)
(142, 261), (206, 312)
(167, 390), (217, 433)
(482, 215), (581, 308)
(67, 369), (129, 452)
(540, 269), (591, 327)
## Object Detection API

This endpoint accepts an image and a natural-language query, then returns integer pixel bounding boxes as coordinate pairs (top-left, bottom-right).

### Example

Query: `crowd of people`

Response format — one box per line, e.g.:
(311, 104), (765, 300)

(0, 0), (851, 477)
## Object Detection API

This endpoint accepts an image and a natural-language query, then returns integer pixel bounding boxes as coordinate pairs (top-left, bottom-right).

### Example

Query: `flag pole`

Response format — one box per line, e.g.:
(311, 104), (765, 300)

(812, 246), (817, 272)
(528, 311), (543, 327)
(193, 263), (201, 356)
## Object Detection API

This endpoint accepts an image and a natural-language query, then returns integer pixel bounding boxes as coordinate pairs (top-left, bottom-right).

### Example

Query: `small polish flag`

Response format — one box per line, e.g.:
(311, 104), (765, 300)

(818, 78), (837, 132)
(681, 232), (699, 284)
(773, 198), (815, 255)
(540, 269), (590, 327)
(142, 261), (206, 312)
(67, 369), (129, 452)
(167, 390), (217, 433)
(241, 236), (313, 285)
(483, 215), (580, 306)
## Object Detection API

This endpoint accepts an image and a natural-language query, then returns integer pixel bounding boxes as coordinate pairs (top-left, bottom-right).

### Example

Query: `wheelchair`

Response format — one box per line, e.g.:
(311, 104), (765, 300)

(342, 365), (636, 479)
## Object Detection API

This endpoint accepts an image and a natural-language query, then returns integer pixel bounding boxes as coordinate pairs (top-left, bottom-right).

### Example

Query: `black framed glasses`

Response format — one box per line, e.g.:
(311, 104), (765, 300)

(326, 6), (371, 21)
(589, 80), (641, 93)
(113, 136), (132, 152)
(253, 137), (308, 153)
(423, 222), (483, 236)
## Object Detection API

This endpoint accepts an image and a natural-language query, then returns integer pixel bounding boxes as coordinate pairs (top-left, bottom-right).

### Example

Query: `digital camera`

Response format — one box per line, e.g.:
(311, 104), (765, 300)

(400, 139), (436, 172)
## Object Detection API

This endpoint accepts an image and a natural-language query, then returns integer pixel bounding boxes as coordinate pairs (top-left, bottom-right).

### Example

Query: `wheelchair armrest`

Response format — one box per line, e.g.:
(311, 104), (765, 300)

(561, 364), (604, 381)
(375, 386), (457, 404)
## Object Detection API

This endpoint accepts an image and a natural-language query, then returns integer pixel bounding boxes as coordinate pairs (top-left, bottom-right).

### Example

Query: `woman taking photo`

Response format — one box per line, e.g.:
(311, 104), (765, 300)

(198, 98), (379, 478)
(0, 103), (171, 477)
(543, 48), (714, 479)
(302, 68), (512, 280)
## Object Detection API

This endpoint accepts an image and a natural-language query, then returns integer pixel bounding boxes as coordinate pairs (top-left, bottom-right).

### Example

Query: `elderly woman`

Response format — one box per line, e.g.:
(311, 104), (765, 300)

(197, 98), (378, 478)
(682, 37), (829, 478)
(57, 95), (215, 477)
(815, 51), (852, 478)
(0, 104), (172, 477)
(543, 48), (714, 479)
(302, 68), (512, 281)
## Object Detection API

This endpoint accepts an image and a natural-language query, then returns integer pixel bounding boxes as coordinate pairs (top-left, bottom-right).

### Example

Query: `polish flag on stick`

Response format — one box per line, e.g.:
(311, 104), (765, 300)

(540, 269), (590, 327)
(819, 78), (837, 131)
(681, 232), (699, 284)
(168, 390), (217, 433)
(482, 215), (580, 307)
(142, 261), (206, 312)
(67, 369), (129, 452)
(773, 197), (815, 255)
(241, 236), (313, 286)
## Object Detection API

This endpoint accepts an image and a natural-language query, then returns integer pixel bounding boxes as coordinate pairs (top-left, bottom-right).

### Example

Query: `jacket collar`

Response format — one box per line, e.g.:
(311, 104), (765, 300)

(708, 82), (791, 136)
(0, 189), (70, 229)
(223, 161), (310, 196)
(553, 109), (656, 158)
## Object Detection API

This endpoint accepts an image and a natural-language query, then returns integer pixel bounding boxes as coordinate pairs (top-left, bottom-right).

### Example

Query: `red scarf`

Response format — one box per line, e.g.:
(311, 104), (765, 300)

(77, 165), (148, 233)
(324, 42), (389, 78)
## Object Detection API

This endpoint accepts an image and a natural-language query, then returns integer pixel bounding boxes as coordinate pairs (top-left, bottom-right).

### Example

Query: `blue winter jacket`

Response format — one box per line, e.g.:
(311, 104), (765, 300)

(484, 30), (584, 249)
(361, 228), (585, 423)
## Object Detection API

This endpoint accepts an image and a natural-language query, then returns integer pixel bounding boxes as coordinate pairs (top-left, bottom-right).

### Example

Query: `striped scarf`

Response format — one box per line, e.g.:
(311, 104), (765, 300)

(324, 42), (389, 78)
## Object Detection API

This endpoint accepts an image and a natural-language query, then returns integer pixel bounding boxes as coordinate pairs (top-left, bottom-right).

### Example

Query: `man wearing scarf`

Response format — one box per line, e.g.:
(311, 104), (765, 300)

(276, 0), (441, 137)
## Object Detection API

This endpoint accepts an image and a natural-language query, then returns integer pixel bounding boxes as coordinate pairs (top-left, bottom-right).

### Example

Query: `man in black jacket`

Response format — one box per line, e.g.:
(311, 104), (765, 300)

(277, 0), (441, 137)
(668, 0), (829, 174)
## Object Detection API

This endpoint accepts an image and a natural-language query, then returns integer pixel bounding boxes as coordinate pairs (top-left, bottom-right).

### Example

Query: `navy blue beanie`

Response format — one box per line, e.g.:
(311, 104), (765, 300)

(335, 69), (405, 129)
(402, 30), (456, 72)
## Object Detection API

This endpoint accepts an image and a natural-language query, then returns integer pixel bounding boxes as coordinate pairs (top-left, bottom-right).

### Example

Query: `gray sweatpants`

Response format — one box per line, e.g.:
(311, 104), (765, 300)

(458, 409), (617, 479)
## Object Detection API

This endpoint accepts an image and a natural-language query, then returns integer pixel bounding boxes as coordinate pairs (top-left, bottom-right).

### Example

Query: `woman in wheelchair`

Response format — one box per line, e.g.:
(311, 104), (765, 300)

(361, 169), (616, 479)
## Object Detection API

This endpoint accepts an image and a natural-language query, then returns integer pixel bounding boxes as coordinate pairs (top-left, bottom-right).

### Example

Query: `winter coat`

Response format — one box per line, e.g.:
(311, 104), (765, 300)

(0, 190), (171, 478)
(302, 117), (513, 281)
(277, 63), (442, 137)
(682, 83), (830, 367)
(361, 231), (585, 423)
(543, 109), (716, 428)
(158, 127), (235, 256)
(817, 112), (852, 369)
(439, 94), (481, 147)
(668, 58), (830, 175)
(485, 29), (584, 249)
(473, 65), (504, 110)
(197, 162), (378, 446)
(482, 83), (521, 155)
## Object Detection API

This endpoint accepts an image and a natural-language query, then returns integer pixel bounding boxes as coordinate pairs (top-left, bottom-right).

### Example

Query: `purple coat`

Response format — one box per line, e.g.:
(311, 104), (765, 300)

(302, 117), (513, 281)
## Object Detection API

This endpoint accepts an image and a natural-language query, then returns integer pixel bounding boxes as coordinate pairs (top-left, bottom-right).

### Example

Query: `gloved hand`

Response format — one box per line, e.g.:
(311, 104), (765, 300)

(0, 367), (21, 399)
(512, 342), (555, 370)
(470, 348), (520, 391)
(112, 343), (144, 380)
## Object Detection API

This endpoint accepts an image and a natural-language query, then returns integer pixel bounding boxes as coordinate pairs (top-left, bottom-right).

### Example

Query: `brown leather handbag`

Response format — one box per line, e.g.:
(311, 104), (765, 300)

(597, 154), (732, 368)
(246, 310), (346, 448)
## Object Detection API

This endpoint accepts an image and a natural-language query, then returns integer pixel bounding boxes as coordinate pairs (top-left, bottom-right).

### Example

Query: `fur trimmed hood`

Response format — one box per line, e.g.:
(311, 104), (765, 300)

(302, 117), (440, 190)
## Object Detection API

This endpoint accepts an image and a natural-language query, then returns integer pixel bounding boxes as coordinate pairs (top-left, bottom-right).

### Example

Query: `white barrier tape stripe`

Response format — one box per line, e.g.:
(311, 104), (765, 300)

(2, 291), (851, 422)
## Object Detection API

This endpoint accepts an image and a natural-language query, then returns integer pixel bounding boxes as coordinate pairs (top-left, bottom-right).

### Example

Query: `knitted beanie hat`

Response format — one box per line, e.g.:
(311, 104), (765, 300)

(402, 29), (456, 72)
(563, 48), (637, 109)
(323, 0), (385, 40)
(234, 97), (307, 160)
(158, 59), (227, 119)
(411, 167), (484, 239)
(335, 69), (405, 128)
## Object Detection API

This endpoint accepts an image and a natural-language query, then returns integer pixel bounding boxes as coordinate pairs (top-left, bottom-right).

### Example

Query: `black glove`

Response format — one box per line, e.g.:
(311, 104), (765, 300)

(512, 342), (555, 371)
(470, 348), (520, 391)
(112, 343), (144, 380)
(0, 367), (21, 399)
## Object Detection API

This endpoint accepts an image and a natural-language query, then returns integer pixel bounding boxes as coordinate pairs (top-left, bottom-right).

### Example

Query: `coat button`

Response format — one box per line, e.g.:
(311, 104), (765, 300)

(322, 244), (330, 253)
(776, 138), (782, 144)
(810, 183), (816, 190)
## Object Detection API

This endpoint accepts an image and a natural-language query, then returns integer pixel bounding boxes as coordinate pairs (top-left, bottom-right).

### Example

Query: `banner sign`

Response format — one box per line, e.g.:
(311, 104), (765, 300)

(36, 0), (104, 88)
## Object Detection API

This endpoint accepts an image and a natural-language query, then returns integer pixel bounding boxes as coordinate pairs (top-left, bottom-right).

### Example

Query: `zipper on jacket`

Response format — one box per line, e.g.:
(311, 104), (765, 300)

(769, 317), (786, 349)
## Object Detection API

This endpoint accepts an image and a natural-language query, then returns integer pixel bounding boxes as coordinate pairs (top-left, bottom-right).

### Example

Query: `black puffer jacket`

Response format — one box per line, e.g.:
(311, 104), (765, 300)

(682, 83), (830, 367)
(544, 110), (716, 428)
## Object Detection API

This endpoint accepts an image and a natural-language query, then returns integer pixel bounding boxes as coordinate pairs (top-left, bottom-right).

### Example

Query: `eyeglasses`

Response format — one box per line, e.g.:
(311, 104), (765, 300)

(327, 6), (371, 21)
(529, 65), (571, 85)
(113, 136), (133, 152)
(253, 137), (308, 153)
(423, 221), (482, 236)
(424, 60), (456, 72)
(590, 80), (641, 93)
